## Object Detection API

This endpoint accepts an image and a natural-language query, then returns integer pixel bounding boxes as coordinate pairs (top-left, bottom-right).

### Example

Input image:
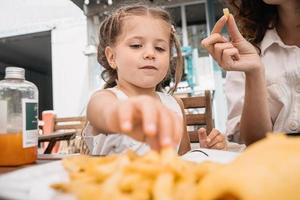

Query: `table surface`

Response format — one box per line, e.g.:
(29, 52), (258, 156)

(0, 153), (79, 175)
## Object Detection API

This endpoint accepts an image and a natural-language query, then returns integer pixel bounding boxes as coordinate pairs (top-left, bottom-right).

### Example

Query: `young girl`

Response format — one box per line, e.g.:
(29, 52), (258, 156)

(86, 4), (227, 156)
(223, 0), (300, 144)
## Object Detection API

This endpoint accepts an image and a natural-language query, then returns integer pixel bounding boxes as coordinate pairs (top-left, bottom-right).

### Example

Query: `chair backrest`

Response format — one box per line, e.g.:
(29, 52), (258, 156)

(54, 116), (86, 133)
(180, 90), (214, 143)
(40, 114), (86, 154)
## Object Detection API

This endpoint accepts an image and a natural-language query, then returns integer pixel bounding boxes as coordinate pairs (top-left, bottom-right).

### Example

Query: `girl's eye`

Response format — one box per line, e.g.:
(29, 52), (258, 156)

(155, 47), (166, 52)
(130, 44), (142, 49)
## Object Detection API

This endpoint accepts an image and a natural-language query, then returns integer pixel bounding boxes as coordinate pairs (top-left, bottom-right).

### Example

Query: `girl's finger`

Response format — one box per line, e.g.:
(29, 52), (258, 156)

(210, 142), (226, 150)
(158, 106), (173, 147)
(198, 128), (208, 148)
(211, 15), (228, 34)
(213, 42), (234, 63)
(139, 99), (158, 137)
(118, 101), (133, 132)
(226, 14), (244, 42)
(207, 128), (221, 145)
(207, 134), (225, 148)
(145, 135), (160, 151)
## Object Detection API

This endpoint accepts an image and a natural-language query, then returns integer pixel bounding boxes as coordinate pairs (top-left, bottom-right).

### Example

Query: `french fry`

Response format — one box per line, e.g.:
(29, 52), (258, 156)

(223, 8), (230, 17)
(153, 172), (174, 200)
(51, 148), (218, 200)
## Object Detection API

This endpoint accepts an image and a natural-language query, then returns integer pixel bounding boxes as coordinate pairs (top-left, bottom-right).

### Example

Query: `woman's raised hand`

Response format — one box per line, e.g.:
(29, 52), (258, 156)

(106, 96), (183, 151)
(201, 14), (262, 73)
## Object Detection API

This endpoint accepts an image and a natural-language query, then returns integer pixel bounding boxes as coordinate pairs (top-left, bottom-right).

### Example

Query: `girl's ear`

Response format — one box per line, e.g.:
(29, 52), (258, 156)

(105, 46), (117, 69)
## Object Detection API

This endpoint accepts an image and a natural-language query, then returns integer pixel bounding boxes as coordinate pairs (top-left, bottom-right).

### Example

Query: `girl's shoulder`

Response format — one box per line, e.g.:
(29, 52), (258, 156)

(156, 92), (182, 117)
(91, 87), (127, 100)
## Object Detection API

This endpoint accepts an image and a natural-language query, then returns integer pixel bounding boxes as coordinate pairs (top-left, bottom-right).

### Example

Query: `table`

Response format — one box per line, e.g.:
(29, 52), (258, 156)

(0, 153), (79, 175)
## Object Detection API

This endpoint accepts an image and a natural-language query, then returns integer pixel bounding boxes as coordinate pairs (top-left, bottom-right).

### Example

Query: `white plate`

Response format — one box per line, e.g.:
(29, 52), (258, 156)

(181, 148), (239, 164)
(0, 161), (72, 200)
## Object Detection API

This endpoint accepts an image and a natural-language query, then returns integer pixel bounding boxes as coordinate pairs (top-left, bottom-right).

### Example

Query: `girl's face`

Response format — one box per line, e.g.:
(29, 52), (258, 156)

(106, 15), (171, 90)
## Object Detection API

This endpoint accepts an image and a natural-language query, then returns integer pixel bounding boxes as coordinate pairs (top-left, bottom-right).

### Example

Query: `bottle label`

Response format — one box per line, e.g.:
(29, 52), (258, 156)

(0, 100), (7, 133)
(22, 99), (38, 148)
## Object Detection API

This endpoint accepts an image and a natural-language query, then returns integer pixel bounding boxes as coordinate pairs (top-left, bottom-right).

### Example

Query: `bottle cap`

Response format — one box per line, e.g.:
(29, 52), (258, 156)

(5, 67), (25, 79)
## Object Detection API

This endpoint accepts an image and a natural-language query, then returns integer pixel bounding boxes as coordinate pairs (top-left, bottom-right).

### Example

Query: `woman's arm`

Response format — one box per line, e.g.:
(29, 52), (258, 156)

(201, 14), (272, 145)
(240, 67), (272, 145)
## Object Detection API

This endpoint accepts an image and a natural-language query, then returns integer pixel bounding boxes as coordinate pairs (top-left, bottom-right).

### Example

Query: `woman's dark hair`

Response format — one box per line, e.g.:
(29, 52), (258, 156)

(97, 4), (183, 94)
(227, 0), (278, 52)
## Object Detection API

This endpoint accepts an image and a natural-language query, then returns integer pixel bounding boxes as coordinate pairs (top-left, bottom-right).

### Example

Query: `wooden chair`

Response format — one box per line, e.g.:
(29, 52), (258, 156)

(38, 116), (86, 154)
(181, 90), (214, 143)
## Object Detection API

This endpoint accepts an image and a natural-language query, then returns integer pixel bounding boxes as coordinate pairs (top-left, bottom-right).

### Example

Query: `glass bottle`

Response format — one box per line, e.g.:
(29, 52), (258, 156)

(0, 67), (39, 166)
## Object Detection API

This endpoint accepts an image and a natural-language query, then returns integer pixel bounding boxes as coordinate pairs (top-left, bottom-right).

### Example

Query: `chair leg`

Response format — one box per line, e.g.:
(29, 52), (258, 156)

(44, 139), (57, 154)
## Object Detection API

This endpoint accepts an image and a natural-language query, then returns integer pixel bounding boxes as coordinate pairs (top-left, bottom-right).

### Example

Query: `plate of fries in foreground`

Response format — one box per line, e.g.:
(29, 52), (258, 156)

(51, 134), (300, 200)
(51, 148), (222, 200)
(0, 134), (299, 200)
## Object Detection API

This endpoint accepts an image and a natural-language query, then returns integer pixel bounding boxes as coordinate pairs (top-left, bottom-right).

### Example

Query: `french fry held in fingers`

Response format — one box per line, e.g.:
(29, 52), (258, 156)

(223, 8), (230, 18)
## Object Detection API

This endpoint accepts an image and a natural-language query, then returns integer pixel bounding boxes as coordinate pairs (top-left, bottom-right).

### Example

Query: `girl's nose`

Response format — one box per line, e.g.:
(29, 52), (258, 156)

(143, 48), (155, 60)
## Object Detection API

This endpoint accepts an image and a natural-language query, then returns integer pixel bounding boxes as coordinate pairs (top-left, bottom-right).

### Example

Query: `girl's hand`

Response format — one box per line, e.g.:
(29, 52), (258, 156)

(198, 128), (227, 150)
(201, 14), (262, 74)
(106, 95), (183, 151)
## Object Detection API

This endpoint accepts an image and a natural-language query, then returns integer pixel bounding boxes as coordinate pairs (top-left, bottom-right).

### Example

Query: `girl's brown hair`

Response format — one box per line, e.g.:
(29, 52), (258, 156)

(97, 4), (183, 94)
(227, 0), (278, 52)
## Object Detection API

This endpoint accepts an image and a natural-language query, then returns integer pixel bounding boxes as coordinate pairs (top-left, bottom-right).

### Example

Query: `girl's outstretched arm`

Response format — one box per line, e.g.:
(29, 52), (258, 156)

(201, 14), (272, 145)
(87, 90), (183, 150)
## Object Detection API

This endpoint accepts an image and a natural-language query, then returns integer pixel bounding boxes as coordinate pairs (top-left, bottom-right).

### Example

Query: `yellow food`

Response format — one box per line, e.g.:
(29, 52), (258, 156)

(223, 8), (230, 17)
(52, 148), (221, 200)
(52, 134), (300, 200)
(197, 134), (300, 200)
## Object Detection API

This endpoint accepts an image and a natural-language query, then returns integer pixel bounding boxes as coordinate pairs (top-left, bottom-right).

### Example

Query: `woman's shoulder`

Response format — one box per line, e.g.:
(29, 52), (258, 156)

(259, 28), (298, 55)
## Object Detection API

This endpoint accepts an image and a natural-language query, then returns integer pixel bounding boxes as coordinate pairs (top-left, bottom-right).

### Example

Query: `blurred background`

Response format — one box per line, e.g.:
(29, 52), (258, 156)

(0, 0), (228, 132)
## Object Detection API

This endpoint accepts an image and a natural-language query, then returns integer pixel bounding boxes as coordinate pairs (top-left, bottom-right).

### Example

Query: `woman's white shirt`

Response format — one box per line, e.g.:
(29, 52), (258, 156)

(84, 87), (183, 155)
(225, 28), (300, 138)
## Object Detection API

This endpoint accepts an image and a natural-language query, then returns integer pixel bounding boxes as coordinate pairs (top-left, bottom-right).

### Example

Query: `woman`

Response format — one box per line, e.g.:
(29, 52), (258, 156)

(225, 0), (300, 144)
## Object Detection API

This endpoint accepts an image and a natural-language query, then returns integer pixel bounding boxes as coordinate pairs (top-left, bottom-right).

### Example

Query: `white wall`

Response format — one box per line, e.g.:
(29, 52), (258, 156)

(0, 0), (83, 36)
(0, 0), (89, 117)
(51, 20), (88, 117)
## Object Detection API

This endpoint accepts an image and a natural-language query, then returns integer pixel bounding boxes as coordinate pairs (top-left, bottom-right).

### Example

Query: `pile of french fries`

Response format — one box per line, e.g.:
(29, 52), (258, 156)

(51, 148), (221, 200)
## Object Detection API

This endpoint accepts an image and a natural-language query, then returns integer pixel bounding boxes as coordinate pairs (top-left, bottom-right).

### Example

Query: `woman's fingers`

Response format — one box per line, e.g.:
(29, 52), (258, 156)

(201, 33), (227, 54)
(213, 42), (235, 62)
(211, 15), (228, 34)
(221, 48), (240, 70)
(226, 14), (244, 42)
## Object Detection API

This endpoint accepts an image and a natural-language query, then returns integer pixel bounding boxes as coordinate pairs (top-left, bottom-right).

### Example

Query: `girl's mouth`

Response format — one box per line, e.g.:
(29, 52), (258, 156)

(139, 65), (158, 70)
